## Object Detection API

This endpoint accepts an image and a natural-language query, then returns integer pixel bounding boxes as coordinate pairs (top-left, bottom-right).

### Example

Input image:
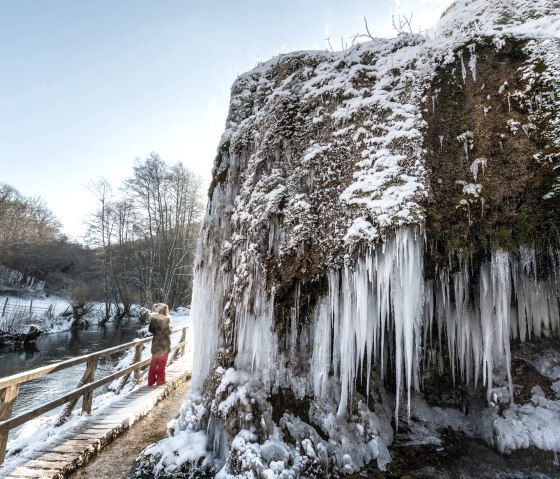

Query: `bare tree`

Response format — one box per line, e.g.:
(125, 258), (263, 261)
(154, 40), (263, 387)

(392, 12), (414, 35)
(0, 183), (61, 247)
(85, 178), (114, 323)
(85, 154), (204, 315)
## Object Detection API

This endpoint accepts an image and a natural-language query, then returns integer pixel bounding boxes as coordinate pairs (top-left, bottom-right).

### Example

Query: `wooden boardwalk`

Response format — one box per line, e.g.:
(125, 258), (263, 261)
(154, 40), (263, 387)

(0, 356), (191, 479)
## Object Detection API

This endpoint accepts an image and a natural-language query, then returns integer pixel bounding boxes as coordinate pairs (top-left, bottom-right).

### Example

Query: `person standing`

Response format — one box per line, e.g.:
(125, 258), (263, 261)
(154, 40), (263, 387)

(148, 303), (172, 386)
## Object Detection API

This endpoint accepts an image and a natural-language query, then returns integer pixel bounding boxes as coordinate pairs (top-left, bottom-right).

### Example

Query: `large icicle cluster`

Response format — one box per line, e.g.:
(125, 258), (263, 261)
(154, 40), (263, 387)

(312, 228), (424, 421)
(139, 1), (560, 477)
(424, 249), (560, 403)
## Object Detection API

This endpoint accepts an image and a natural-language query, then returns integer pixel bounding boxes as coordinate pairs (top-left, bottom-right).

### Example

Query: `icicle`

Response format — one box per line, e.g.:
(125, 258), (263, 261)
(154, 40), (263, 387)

(513, 247), (560, 342)
(469, 157), (487, 181)
(458, 51), (467, 83)
(439, 135), (444, 152)
(535, 93), (543, 110)
(467, 44), (477, 81)
(457, 131), (473, 162)
(233, 280), (277, 388)
(420, 248), (560, 405)
(491, 250), (513, 403)
(391, 229), (424, 420)
(479, 263), (493, 401)
(326, 228), (424, 421)
(431, 88), (440, 115)
(190, 182), (234, 391)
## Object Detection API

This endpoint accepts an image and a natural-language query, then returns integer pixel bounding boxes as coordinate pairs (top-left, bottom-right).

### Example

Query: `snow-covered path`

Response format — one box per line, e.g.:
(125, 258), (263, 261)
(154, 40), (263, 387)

(70, 379), (190, 479)
(0, 356), (191, 479)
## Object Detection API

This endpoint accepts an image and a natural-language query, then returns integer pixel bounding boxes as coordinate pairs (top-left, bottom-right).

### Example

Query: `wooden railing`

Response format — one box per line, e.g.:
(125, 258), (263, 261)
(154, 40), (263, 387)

(0, 326), (188, 464)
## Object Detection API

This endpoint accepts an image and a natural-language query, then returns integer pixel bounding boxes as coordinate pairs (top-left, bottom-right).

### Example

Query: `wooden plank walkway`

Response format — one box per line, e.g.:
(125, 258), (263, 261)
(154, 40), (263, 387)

(0, 356), (191, 479)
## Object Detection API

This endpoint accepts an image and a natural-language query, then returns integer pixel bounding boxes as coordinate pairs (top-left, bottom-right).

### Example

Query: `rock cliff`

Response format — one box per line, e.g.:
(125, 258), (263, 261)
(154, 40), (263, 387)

(138, 1), (560, 477)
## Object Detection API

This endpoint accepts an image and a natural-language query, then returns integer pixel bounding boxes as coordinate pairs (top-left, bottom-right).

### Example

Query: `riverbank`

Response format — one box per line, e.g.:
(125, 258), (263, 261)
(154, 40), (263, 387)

(0, 291), (75, 338)
(0, 287), (192, 346)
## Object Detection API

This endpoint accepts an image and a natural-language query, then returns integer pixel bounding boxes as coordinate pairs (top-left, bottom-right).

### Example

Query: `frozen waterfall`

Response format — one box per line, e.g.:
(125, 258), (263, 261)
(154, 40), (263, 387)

(191, 223), (560, 417)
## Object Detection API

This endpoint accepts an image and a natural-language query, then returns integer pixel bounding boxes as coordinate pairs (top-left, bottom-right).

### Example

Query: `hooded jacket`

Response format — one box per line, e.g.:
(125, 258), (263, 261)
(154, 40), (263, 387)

(148, 312), (172, 355)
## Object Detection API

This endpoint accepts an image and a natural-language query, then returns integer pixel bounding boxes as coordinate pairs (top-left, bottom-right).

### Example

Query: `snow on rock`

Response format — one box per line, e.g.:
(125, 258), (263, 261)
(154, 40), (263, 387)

(141, 1), (560, 477)
(436, 0), (560, 39)
(489, 387), (560, 454)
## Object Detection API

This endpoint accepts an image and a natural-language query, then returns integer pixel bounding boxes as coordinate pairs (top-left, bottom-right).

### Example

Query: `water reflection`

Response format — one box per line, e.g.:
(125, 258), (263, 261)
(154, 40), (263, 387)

(0, 319), (143, 419)
(21, 341), (39, 358)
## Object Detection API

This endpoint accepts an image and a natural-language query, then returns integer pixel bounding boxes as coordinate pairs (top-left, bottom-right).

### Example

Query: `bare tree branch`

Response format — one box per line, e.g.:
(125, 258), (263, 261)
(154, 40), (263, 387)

(392, 12), (414, 36)
(363, 16), (375, 41)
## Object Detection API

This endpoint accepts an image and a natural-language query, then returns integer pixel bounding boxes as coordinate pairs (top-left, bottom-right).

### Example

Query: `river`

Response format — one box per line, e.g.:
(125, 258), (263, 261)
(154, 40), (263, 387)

(0, 319), (143, 419)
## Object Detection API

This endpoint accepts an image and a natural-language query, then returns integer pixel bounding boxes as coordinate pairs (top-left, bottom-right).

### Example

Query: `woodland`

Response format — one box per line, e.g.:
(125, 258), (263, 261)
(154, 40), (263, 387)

(0, 153), (204, 324)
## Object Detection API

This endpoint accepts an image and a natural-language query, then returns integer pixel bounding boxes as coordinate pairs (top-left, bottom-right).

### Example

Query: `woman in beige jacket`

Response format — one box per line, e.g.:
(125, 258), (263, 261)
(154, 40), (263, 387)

(147, 303), (172, 386)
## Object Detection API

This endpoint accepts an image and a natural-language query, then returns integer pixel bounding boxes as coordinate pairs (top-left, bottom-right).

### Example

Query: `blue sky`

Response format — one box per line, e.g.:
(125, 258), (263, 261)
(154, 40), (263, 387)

(0, 0), (451, 240)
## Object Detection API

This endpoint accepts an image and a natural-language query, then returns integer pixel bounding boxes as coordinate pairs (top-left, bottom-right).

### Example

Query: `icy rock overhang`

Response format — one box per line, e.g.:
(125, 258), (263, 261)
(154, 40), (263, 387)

(141, 1), (560, 477)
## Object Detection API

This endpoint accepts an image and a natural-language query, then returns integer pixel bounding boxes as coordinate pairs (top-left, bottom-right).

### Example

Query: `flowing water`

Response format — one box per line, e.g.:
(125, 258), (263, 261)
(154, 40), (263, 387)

(0, 319), (143, 418)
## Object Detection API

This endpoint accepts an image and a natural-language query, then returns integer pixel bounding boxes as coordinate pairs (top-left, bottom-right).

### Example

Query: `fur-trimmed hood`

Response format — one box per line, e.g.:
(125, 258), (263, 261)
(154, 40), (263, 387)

(149, 312), (171, 322)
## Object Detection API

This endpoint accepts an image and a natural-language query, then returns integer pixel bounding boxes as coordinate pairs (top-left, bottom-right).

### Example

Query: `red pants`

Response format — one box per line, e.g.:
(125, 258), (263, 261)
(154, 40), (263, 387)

(148, 354), (168, 385)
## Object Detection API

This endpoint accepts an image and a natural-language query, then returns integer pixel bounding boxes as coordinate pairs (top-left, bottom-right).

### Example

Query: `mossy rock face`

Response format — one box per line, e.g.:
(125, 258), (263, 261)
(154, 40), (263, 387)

(491, 227), (517, 252)
(423, 36), (560, 273)
(274, 276), (328, 330)
(270, 388), (313, 424)
(519, 195), (560, 253)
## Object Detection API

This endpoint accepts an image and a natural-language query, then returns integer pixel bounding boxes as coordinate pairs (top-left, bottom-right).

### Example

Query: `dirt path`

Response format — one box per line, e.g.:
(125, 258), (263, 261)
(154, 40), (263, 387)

(70, 380), (190, 479)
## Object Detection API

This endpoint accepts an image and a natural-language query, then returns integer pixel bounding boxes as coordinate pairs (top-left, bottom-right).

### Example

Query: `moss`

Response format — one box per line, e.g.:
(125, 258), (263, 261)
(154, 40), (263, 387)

(424, 35), (560, 271)
(491, 227), (517, 252)
(534, 62), (547, 74)
(207, 143), (231, 199)
(519, 197), (560, 251)
(446, 237), (469, 255)
(494, 37), (528, 63)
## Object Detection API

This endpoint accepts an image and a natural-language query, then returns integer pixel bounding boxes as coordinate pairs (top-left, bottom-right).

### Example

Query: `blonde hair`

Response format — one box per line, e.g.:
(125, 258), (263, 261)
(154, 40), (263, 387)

(152, 303), (169, 315)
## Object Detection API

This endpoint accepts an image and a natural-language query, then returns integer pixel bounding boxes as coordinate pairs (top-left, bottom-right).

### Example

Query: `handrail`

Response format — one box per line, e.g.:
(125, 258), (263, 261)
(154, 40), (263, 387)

(0, 340), (187, 433)
(0, 327), (185, 390)
(0, 326), (189, 463)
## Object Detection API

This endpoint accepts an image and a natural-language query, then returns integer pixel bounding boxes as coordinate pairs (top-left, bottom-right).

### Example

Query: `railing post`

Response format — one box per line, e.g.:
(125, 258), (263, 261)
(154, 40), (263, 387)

(81, 359), (98, 414)
(133, 343), (145, 385)
(116, 341), (146, 394)
(173, 327), (187, 361)
(181, 327), (187, 356)
(0, 385), (20, 463)
(56, 358), (98, 425)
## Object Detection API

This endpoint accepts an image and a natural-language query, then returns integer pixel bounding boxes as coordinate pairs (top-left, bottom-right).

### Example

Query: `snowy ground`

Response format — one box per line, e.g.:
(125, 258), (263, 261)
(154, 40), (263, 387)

(0, 288), (194, 337)
(0, 292), (75, 334)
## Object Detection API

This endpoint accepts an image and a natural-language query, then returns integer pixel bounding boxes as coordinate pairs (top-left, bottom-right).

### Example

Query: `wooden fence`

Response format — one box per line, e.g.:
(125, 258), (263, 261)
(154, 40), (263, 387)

(0, 298), (57, 333)
(0, 326), (188, 463)
(1, 298), (56, 316)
